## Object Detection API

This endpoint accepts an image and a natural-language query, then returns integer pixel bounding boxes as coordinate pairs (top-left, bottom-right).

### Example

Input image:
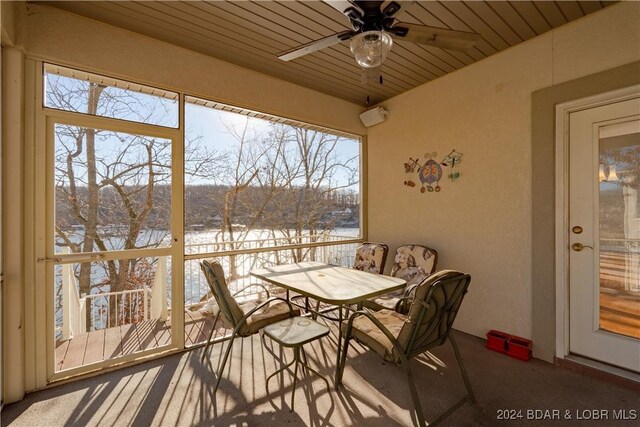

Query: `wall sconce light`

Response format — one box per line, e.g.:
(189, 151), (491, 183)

(599, 163), (619, 182)
(599, 164), (607, 182)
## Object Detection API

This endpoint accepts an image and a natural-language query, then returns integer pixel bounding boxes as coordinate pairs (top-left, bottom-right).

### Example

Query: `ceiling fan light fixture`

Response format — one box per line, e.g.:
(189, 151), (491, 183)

(350, 30), (393, 68)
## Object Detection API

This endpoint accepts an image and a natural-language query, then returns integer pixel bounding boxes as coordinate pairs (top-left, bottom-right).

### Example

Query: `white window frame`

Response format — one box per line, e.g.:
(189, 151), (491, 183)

(27, 60), (366, 386)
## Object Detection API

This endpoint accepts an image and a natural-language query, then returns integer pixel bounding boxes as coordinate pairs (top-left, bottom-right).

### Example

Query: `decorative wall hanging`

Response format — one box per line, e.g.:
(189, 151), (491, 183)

(403, 149), (463, 193)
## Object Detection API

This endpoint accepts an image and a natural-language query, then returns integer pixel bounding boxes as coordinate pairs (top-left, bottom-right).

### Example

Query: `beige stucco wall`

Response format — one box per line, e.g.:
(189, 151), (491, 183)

(367, 1), (640, 358)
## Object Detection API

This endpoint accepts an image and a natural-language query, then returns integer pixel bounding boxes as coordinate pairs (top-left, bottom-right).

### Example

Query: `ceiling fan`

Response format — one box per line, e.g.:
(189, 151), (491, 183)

(277, 1), (481, 69)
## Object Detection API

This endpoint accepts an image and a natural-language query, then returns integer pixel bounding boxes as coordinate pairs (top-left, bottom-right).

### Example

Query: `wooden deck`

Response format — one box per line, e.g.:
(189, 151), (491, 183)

(55, 310), (218, 372)
(600, 251), (640, 339)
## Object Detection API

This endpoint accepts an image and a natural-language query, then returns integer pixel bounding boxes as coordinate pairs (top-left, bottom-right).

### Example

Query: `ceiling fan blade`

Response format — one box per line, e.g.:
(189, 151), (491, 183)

(278, 30), (355, 61)
(324, 0), (358, 14)
(324, 0), (365, 28)
(391, 23), (481, 51)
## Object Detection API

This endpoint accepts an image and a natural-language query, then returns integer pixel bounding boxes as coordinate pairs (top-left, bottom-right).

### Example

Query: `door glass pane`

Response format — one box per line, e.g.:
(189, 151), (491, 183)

(54, 125), (172, 254)
(54, 256), (171, 372)
(598, 121), (640, 338)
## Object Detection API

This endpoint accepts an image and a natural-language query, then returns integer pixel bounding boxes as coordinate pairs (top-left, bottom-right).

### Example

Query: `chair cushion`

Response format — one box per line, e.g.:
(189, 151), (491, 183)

(341, 309), (408, 362)
(362, 288), (405, 311)
(201, 260), (246, 327)
(390, 245), (437, 286)
(197, 297), (219, 317)
(241, 300), (300, 335)
(396, 270), (468, 355)
(353, 242), (388, 274)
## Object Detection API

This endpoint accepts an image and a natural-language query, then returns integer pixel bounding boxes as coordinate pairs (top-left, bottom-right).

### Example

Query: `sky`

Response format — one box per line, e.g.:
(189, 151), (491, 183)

(184, 101), (361, 189)
(47, 71), (361, 192)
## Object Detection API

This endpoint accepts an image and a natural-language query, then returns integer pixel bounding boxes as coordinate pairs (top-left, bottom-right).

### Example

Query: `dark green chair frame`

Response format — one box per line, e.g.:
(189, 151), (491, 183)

(199, 259), (296, 395)
(336, 271), (476, 427)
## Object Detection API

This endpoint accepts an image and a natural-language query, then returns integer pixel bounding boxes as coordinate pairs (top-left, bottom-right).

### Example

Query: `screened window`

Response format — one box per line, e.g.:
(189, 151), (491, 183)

(44, 64), (179, 128)
(183, 96), (361, 255)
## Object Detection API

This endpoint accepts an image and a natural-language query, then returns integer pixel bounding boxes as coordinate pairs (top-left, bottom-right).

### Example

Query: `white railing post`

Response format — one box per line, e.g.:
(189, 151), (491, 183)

(79, 294), (86, 333)
(61, 254), (85, 340)
(143, 286), (149, 320)
(151, 256), (168, 321)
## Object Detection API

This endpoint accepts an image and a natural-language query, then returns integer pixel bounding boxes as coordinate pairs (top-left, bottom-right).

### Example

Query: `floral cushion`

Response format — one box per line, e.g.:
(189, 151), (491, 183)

(200, 260), (246, 329)
(390, 245), (437, 285)
(200, 259), (299, 336)
(193, 297), (219, 317)
(242, 300), (299, 334)
(364, 245), (437, 313)
(341, 309), (408, 362)
(353, 242), (389, 274)
(362, 289), (405, 311)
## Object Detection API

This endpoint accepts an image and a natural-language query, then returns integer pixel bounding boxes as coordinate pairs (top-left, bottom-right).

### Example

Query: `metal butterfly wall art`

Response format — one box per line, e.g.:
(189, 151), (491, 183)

(403, 149), (463, 193)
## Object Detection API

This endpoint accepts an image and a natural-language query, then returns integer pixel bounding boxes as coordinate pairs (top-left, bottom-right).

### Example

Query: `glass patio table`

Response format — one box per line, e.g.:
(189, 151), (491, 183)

(250, 261), (406, 379)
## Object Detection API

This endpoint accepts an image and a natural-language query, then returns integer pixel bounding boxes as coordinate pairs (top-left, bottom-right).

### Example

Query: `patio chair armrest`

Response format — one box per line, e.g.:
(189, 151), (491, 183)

(403, 283), (419, 298)
(394, 283), (419, 313)
(394, 296), (412, 313)
(232, 283), (271, 298)
(344, 310), (406, 358)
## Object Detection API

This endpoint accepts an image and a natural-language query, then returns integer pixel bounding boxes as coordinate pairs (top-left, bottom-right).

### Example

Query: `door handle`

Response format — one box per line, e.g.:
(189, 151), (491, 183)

(571, 243), (593, 251)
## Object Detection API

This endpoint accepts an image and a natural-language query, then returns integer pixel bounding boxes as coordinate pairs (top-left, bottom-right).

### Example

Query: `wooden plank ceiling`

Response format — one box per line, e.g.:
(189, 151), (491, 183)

(40, 1), (616, 105)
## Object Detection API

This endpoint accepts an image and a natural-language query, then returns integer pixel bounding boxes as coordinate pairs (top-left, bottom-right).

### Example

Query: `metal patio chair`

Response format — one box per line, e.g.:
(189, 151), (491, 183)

(364, 244), (438, 313)
(199, 259), (300, 394)
(337, 270), (475, 427)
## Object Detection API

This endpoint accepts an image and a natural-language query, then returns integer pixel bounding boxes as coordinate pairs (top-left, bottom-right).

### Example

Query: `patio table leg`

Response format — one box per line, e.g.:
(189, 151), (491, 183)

(265, 321), (330, 412)
(299, 346), (331, 394)
(335, 304), (343, 381)
(266, 355), (296, 398)
(290, 351), (300, 411)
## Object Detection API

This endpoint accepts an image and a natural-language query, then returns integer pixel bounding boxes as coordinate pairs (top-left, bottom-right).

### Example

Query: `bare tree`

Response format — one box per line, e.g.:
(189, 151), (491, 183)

(205, 119), (359, 269)
(260, 125), (358, 259)
(49, 74), (224, 329)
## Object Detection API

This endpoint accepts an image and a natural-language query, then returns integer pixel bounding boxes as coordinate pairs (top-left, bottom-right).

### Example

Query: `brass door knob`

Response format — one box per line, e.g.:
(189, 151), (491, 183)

(572, 243), (593, 251)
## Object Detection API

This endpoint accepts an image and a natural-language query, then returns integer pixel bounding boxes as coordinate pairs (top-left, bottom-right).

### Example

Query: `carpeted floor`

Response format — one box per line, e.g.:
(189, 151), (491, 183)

(1, 327), (638, 427)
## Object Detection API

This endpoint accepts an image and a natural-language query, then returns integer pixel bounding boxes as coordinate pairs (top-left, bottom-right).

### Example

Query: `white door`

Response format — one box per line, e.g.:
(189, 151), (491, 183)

(569, 97), (640, 372)
(45, 119), (179, 379)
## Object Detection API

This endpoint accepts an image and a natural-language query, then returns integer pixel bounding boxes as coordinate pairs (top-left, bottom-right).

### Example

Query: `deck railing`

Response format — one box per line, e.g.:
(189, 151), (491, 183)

(59, 256), (169, 339)
(58, 234), (360, 340)
(85, 288), (150, 331)
(183, 235), (359, 307)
